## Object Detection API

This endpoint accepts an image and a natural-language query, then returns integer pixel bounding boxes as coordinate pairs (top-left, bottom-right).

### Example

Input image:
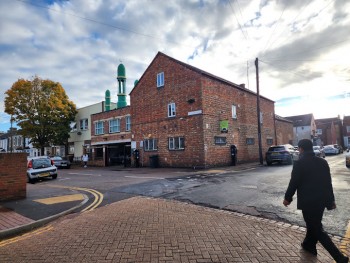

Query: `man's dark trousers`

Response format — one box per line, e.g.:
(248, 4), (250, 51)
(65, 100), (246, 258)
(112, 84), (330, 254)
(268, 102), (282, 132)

(302, 208), (344, 260)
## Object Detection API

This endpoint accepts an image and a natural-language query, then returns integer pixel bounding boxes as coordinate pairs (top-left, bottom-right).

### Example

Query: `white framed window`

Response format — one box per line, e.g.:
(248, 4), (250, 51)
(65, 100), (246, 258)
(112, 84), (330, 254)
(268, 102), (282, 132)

(267, 138), (273, 145)
(70, 122), (77, 132)
(157, 72), (164, 87)
(144, 139), (158, 151)
(95, 121), (104, 135)
(109, 119), (120, 133)
(347, 126), (350, 133)
(126, 116), (131, 131)
(168, 103), (176, 117)
(232, 105), (237, 119)
(80, 119), (88, 130)
(169, 137), (185, 150)
(317, 128), (323, 135)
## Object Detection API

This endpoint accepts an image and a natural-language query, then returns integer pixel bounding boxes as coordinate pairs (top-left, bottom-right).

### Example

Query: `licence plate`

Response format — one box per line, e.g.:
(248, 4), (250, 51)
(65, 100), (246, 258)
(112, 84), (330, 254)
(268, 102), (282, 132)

(39, 173), (50, 177)
(61, 164), (67, 166)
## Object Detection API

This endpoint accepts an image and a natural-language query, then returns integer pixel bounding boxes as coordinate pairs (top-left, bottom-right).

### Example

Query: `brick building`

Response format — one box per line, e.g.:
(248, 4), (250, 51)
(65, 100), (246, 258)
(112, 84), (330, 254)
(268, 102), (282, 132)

(130, 52), (276, 168)
(342, 115), (350, 149)
(275, 115), (293, 145)
(315, 117), (343, 147)
(285, 114), (317, 146)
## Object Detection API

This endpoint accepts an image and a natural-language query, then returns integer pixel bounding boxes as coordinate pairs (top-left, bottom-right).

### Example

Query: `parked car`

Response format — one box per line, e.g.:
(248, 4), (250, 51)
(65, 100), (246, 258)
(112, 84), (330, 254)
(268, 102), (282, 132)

(333, 144), (343, 154)
(265, 144), (299, 166)
(323, 145), (339, 155)
(27, 156), (58, 183)
(313, 146), (325, 158)
(51, 156), (71, 169)
(346, 153), (350, 168)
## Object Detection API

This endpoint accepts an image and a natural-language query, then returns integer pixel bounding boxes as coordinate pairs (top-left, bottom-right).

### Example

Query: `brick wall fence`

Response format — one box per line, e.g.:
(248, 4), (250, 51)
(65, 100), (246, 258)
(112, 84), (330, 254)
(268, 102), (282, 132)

(0, 153), (27, 202)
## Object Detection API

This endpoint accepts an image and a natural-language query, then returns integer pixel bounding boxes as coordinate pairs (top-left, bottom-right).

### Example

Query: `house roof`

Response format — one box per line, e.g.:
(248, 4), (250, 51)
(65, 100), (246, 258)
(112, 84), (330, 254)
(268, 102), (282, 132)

(275, 114), (293, 123)
(130, 52), (274, 102)
(315, 117), (342, 125)
(285, 113), (314, 126)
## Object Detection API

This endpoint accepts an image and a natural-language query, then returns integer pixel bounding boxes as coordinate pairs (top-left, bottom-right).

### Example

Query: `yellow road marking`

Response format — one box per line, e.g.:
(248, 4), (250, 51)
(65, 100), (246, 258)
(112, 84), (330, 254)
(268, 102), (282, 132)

(0, 225), (53, 247)
(339, 219), (350, 254)
(33, 194), (85, 205)
(49, 185), (104, 212)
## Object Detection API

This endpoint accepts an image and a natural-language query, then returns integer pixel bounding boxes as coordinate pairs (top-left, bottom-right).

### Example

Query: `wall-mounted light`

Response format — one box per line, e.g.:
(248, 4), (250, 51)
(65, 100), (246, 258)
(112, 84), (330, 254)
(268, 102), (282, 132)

(187, 98), (195, 104)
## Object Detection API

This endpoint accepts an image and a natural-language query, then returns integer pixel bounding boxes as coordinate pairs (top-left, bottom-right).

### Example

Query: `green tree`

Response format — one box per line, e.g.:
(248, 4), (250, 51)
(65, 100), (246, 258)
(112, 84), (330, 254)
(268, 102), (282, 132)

(4, 76), (77, 155)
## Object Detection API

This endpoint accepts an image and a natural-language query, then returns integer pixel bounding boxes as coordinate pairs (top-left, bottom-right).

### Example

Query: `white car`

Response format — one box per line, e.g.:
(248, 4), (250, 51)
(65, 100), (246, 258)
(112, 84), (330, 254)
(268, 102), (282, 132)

(323, 145), (339, 155)
(27, 156), (58, 183)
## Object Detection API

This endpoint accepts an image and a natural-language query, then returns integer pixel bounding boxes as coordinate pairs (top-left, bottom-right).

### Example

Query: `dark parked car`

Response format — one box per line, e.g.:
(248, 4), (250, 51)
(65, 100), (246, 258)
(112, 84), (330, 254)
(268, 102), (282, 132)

(51, 156), (71, 169)
(266, 144), (299, 166)
(27, 156), (58, 183)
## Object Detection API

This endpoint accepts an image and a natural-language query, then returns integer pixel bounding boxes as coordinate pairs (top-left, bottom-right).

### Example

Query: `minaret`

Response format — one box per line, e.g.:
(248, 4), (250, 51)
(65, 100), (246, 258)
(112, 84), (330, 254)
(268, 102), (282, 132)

(105, 89), (111, 111)
(117, 63), (127, 108)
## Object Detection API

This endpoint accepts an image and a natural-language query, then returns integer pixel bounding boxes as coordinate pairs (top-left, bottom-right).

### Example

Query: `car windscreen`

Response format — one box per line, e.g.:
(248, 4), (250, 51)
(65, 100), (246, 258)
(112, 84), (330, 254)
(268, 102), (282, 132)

(268, 147), (285, 152)
(32, 159), (51, 169)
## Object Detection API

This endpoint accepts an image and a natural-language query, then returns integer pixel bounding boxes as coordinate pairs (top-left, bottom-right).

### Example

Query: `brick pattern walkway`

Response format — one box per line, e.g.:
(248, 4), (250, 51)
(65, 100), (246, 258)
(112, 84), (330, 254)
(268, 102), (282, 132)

(0, 206), (34, 231)
(0, 197), (347, 262)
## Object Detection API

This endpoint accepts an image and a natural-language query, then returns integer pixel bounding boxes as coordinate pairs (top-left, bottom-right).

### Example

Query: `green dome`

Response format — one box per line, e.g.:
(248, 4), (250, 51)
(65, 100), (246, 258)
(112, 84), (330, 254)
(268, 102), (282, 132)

(117, 63), (126, 78)
(105, 89), (110, 97)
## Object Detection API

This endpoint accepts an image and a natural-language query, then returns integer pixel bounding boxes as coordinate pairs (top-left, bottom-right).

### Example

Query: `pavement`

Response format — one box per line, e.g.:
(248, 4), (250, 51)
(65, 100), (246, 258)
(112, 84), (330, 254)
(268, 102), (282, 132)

(0, 163), (349, 262)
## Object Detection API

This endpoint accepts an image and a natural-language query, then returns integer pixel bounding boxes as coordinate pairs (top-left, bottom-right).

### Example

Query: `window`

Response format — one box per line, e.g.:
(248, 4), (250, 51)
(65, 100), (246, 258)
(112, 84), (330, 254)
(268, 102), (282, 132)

(215, 136), (227, 145)
(347, 126), (350, 133)
(80, 119), (88, 130)
(70, 122), (77, 132)
(266, 138), (273, 145)
(168, 103), (176, 117)
(169, 137), (185, 150)
(126, 116), (131, 131)
(95, 148), (103, 158)
(316, 128), (322, 135)
(260, 112), (263, 124)
(157, 72), (164, 87)
(232, 105), (237, 119)
(95, 121), (104, 135)
(109, 119), (120, 133)
(144, 139), (158, 151)
(246, 138), (255, 145)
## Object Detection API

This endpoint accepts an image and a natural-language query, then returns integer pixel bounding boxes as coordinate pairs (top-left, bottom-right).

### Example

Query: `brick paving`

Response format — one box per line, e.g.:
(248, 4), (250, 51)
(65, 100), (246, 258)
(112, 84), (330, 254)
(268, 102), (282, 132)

(0, 197), (348, 262)
(0, 206), (34, 231)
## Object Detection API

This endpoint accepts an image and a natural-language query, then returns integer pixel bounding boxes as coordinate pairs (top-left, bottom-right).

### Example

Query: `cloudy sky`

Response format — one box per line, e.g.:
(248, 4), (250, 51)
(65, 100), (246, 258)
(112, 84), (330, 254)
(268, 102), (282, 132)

(1, 0), (349, 132)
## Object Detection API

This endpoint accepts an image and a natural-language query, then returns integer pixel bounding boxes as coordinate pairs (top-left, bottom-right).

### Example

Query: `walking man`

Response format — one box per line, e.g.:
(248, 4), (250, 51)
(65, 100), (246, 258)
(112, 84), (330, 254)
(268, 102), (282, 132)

(283, 139), (348, 263)
(82, 153), (89, 168)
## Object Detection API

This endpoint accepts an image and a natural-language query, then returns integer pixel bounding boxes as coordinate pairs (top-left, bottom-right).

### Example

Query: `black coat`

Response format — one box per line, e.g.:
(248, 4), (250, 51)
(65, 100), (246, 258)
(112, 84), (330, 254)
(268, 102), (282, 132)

(284, 152), (335, 210)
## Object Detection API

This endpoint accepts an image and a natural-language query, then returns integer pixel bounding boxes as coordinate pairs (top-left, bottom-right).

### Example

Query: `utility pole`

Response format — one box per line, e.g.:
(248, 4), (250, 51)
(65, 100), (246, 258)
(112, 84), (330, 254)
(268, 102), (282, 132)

(255, 58), (263, 165)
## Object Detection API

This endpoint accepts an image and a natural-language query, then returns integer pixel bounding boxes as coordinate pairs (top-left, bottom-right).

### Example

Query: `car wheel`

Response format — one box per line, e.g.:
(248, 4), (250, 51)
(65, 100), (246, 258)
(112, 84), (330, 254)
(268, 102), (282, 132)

(267, 161), (272, 166)
(27, 175), (35, 184)
(52, 174), (57, 179)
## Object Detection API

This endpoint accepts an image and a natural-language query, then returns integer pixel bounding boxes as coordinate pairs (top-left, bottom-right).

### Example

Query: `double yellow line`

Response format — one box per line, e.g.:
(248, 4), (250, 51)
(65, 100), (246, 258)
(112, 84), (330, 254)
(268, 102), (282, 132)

(50, 185), (104, 212)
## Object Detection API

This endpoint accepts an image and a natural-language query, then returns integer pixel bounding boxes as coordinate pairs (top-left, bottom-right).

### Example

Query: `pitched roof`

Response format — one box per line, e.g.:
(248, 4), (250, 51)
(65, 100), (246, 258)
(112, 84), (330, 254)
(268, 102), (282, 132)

(285, 113), (314, 126)
(275, 114), (293, 123)
(130, 52), (274, 102)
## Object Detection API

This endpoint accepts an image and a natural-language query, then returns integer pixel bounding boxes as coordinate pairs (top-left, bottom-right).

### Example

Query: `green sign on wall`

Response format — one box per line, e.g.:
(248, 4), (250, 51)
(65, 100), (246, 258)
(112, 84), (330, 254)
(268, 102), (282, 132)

(220, 120), (228, 133)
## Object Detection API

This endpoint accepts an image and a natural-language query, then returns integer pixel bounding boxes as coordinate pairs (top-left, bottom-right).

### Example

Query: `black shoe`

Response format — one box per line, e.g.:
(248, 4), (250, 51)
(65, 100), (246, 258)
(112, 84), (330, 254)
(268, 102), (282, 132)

(301, 242), (317, 256)
(336, 256), (349, 263)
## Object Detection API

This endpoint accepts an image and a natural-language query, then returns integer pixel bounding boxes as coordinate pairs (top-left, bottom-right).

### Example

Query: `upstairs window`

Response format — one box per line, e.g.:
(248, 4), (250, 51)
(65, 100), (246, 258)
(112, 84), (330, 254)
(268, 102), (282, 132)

(80, 119), (88, 130)
(246, 138), (255, 145)
(95, 121), (104, 135)
(109, 119), (120, 133)
(232, 105), (237, 119)
(126, 116), (131, 131)
(157, 72), (164, 87)
(168, 103), (176, 117)
(347, 126), (350, 133)
(317, 128), (323, 135)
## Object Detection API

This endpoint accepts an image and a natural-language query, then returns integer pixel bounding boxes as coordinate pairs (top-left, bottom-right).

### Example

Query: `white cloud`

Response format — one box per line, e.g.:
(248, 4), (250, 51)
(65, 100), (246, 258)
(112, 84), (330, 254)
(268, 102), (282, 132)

(0, 0), (349, 132)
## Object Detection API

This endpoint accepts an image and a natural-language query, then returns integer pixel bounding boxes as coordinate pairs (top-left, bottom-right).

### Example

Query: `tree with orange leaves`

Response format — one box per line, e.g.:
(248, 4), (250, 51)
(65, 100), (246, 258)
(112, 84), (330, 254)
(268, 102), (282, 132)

(4, 76), (77, 155)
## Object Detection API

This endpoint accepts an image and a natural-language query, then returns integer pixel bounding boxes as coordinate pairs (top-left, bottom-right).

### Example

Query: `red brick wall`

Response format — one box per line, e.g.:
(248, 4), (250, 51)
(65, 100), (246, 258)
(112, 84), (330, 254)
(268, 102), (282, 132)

(0, 153), (27, 201)
(131, 53), (276, 167)
(275, 119), (293, 145)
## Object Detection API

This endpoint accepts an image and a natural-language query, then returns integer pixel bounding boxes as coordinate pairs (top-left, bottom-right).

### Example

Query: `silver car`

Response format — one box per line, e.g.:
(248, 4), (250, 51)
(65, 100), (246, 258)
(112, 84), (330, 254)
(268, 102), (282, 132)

(313, 146), (325, 158)
(27, 156), (58, 183)
(265, 144), (299, 166)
